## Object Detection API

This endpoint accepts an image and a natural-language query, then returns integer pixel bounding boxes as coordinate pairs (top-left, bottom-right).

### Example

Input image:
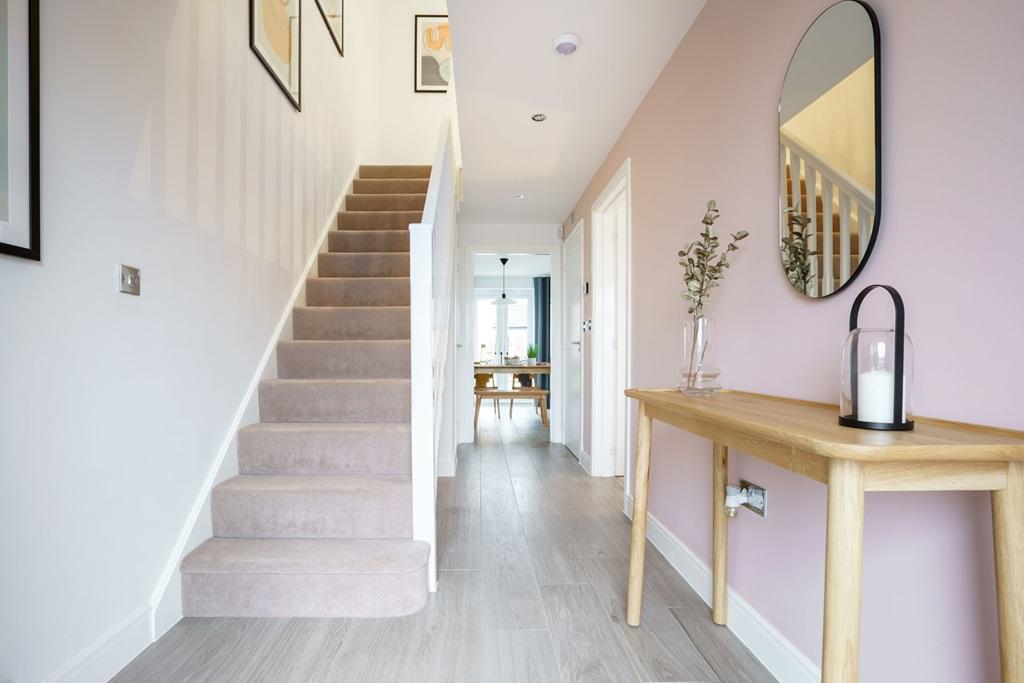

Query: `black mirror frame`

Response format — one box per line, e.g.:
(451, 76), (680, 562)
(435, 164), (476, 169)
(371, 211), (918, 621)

(779, 0), (881, 299)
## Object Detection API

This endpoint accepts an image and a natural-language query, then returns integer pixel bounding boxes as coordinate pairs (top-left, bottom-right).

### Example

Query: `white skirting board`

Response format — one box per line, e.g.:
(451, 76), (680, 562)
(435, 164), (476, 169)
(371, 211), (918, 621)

(578, 449), (593, 475)
(624, 494), (821, 683)
(41, 607), (151, 683)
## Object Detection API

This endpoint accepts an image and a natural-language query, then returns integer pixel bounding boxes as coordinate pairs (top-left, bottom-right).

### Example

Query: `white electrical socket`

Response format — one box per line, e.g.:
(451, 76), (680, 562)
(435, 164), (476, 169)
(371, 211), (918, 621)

(740, 479), (767, 517)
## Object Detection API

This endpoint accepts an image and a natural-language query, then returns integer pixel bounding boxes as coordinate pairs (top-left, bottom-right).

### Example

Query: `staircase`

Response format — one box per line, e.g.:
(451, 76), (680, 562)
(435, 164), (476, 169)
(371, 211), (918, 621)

(181, 165), (433, 618)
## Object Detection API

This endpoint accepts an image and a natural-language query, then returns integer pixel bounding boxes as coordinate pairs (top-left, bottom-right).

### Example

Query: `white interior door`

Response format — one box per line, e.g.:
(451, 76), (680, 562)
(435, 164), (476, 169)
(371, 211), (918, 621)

(563, 224), (583, 457)
(590, 159), (631, 479)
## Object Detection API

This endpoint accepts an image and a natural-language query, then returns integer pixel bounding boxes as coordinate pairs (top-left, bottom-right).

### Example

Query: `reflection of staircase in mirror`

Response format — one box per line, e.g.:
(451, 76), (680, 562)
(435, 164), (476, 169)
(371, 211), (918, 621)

(781, 130), (875, 296)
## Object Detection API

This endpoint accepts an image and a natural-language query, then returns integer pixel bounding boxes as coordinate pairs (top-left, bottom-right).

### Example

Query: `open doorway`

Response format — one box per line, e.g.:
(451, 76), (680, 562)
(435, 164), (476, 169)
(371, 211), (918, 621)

(458, 246), (564, 445)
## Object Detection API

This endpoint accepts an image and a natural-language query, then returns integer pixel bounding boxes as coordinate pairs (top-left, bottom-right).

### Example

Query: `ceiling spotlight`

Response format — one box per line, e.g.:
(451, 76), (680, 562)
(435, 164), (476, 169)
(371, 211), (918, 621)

(531, 113), (547, 122)
(512, 193), (526, 200)
(553, 33), (580, 55)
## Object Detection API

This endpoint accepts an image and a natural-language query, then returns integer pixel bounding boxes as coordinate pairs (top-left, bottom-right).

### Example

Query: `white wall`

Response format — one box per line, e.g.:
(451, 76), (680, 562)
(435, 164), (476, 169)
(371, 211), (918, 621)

(376, 0), (449, 164)
(0, 1), (397, 681)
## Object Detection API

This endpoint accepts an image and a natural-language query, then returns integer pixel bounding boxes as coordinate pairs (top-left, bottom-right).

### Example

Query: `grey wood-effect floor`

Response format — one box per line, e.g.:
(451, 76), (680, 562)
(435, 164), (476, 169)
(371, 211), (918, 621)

(114, 411), (775, 682)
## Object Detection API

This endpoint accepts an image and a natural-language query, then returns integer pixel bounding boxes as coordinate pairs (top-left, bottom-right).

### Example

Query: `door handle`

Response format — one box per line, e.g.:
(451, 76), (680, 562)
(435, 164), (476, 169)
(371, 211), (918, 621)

(570, 341), (582, 346)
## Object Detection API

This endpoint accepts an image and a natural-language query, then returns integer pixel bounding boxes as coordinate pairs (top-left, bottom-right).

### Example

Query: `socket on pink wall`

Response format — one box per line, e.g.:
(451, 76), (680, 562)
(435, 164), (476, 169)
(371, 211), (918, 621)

(564, 0), (1023, 679)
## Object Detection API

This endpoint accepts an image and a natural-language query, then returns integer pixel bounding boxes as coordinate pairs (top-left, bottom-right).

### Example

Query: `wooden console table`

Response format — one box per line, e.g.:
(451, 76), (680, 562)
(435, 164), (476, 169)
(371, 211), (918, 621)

(625, 389), (1024, 682)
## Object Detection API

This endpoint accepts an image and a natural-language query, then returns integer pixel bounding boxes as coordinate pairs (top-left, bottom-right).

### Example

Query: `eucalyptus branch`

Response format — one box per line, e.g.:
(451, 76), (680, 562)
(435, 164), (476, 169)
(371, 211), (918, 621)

(677, 200), (749, 319)
(678, 201), (749, 389)
(781, 206), (818, 295)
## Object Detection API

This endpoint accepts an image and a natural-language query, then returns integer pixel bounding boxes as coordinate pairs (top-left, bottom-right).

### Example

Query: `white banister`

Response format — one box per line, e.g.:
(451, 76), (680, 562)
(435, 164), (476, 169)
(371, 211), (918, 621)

(781, 129), (875, 292)
(409, 83), (461, 593)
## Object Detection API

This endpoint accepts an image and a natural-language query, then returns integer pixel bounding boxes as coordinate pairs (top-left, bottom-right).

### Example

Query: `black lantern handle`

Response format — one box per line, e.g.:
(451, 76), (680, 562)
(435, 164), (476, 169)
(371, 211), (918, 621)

(848, 284), (906, 426)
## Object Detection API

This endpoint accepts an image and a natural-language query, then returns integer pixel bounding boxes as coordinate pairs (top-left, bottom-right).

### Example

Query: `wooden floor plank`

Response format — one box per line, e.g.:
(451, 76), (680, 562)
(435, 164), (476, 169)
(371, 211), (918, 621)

(671, 607), (777, 683)
(540, 583), (641, 682)
(482, 534), (548, 630)
(583, 557), (719, 682)
(437, 506), (482, 570)
(482, 629), (563, 683)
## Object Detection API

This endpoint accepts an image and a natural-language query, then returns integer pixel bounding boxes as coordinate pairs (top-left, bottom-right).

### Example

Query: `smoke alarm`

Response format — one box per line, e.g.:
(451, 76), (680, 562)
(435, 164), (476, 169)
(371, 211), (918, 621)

(553, 33), (580, 55)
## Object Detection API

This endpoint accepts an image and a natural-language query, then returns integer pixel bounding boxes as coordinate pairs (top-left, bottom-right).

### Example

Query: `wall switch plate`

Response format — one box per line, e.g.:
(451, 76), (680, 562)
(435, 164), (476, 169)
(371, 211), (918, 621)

(740, 479), (767, 517)
(119, 265), (141, 296)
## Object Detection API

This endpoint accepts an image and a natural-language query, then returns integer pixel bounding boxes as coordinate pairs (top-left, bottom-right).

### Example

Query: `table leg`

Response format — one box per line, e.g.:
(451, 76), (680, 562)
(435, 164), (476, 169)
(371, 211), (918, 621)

(539, 399), (549, 427)
(627, 402), (653, 626)
(822, 458), (865, 683)
(712, 442), (729, 625)
(474, 396), (481, 433)
(993, 460), (1024, 681)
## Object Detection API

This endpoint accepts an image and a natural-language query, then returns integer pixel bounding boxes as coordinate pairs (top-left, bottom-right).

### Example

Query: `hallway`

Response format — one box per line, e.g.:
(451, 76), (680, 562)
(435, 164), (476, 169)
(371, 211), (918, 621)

(114, 412), (774, 682)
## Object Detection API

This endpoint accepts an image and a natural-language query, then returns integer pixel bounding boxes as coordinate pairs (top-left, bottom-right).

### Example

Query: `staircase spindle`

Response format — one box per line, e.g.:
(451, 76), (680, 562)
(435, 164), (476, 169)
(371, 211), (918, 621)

(821, 181), (834, 295)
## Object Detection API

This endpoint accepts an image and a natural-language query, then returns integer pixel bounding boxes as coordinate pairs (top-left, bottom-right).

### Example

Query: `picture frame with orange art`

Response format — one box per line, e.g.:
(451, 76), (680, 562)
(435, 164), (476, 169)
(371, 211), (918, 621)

(251, 0), (301, 110)
(414, 14), (451, 93)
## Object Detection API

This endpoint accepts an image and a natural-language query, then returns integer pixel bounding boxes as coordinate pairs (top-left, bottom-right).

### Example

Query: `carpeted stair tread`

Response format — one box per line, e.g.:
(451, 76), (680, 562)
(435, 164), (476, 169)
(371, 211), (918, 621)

(345, 194), (426, 211)
(276, 340), (410, 379)
(317, 252), (410, 277)
(328, 230), (410, 253)
(212, 474), (412, 539)
(291, 306), (410, 341)
(182, 538), (429, 575)
(306, 277), (410, 307)
(181, 538), (428, 618)
(238, 423), (410, 475)
(337, 210), (423, 230)
(358, 164), (431, 179)
(259, 378), (411, 423)
(353, 178), (429, 194)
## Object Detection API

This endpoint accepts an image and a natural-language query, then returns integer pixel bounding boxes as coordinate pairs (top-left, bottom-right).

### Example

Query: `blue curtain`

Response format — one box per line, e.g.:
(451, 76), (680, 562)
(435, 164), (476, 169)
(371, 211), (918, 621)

(533, 277), (551, 405)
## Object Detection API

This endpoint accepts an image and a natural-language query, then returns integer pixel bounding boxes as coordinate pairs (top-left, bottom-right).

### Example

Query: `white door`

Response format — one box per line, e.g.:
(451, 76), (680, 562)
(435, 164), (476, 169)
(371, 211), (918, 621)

(563, 224), (584, 457)
(590, 159), (631, 479)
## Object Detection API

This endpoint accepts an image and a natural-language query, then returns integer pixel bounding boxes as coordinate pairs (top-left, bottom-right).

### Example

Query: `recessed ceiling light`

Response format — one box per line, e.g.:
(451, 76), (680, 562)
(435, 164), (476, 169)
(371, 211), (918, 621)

(513, 193), (526, 200)
(531, 113), (547, 122)
(553, 33), (580, 55)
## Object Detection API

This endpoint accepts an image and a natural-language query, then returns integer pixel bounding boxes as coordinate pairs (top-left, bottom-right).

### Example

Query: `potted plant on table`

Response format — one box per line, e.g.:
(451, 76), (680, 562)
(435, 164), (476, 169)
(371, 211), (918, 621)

(678, 201), (749, 395)
(526, 344), (538, 366)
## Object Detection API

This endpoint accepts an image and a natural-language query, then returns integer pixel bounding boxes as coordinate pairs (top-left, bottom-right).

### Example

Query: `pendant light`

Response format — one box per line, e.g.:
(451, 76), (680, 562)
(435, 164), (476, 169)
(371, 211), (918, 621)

(492, 257), (517, 306)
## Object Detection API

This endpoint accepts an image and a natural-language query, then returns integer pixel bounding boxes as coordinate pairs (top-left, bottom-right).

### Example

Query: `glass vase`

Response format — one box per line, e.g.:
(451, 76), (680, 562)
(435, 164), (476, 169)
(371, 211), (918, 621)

(679, 316), (721, 396)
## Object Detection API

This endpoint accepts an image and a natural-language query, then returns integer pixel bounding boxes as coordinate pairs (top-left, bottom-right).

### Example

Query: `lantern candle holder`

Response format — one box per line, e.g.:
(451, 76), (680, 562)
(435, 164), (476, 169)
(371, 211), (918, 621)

(839, 285), (915, 431)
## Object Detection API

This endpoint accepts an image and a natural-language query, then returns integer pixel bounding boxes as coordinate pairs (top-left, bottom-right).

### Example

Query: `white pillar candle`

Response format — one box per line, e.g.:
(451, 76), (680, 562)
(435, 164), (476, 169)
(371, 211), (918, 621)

(857, 369), (895, 423)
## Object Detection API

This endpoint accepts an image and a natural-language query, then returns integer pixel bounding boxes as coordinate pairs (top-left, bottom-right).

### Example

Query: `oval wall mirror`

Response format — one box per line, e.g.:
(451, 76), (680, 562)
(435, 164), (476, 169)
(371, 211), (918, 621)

(779, 1), (880, 298)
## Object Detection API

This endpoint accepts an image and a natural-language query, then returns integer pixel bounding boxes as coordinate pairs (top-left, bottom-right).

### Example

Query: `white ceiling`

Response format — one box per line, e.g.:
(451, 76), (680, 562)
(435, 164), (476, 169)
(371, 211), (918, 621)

(474, 253), (552, 277)
(448, 0), (706, 223)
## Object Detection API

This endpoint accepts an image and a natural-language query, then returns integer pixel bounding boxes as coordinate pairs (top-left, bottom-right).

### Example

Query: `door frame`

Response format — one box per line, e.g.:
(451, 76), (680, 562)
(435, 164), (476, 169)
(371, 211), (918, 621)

(562, 219), (585, 459)
(589, 158), (632, 479)
(457, 243), (564, 445)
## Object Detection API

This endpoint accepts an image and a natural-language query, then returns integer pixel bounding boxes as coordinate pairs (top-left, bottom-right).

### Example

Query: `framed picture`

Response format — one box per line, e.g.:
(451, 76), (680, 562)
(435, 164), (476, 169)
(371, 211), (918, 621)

(314, 0), (343, 56)
(0, 0), (41, 261)
(414, 14), (451, 93)
(250, 0), (301, 111)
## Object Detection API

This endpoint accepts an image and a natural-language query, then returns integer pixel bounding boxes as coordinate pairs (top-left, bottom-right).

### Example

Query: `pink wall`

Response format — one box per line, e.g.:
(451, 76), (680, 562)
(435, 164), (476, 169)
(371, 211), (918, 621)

(564, 0), (1024, 679)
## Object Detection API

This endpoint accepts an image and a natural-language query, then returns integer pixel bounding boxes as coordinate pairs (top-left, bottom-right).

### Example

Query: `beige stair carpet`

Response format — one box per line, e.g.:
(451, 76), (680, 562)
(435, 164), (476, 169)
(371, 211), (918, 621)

(182, 165), (432, 618)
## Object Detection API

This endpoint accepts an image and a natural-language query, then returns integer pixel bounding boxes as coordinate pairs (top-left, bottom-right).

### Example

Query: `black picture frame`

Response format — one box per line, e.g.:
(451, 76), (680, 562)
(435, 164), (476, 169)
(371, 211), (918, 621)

(414, 14), (450, 94)
(314, 0), (343, 57)
(250, 0), (302, 111)
(0, 0), (41, 261)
